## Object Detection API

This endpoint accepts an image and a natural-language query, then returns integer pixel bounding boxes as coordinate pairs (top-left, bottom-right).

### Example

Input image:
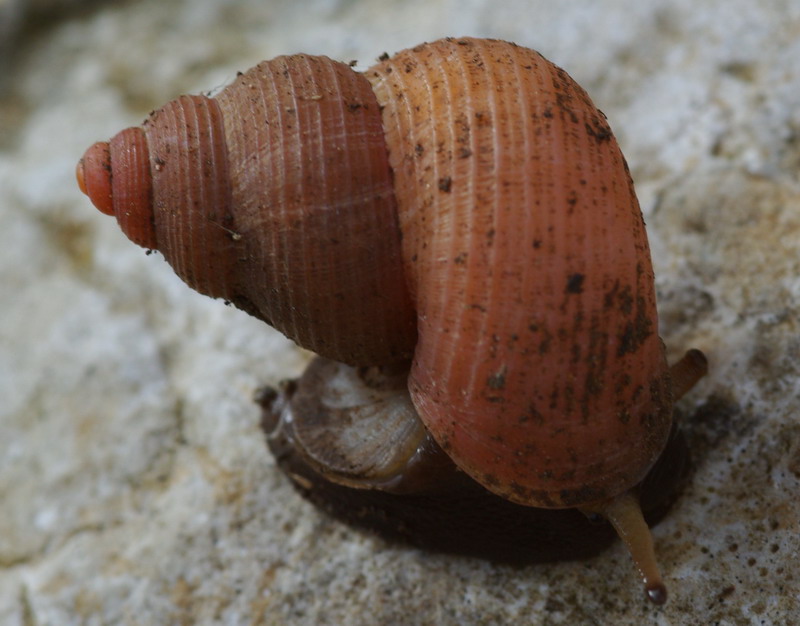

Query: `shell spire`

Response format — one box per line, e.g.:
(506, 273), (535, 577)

(78, 54), (417, 366)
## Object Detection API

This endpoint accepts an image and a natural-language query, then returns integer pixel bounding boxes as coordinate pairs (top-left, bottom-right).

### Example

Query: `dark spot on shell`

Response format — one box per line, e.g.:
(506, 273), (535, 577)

(438, 176), (452, 192)
(617, 297), (653, 357)
(565, 273), (585, 294)
(584, 118), (613, 143)
(615, 373), (632, 393)
(604, 282), (634, 315)
(559, 484), (600, 507)
(617, 323), (638, 355)
(538, 330), (553, 355)
(520, 404), (544, 425)
(555, 91), (579, 124)
(486, 366), (507, 390)
(481, 472), (500, 488)
(566, 189), (578, 209)
(517, 488), (558, 508)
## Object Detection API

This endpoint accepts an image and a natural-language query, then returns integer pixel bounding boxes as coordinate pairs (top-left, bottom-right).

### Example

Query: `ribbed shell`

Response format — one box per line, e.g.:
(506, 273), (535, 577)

(367, 38), (671, 508)
(139, 55), (416, 365)
(109, 128), (156, 249)
(89, 39), (673, 511)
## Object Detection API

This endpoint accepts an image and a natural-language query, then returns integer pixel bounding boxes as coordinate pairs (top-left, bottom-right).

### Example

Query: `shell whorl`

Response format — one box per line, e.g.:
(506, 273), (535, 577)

(367, 38), (670, 508)
(82, 54), (417, 366)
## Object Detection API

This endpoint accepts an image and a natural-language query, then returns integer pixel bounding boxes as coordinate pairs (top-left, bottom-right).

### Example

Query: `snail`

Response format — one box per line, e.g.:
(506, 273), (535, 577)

(77, 37), (708, 604)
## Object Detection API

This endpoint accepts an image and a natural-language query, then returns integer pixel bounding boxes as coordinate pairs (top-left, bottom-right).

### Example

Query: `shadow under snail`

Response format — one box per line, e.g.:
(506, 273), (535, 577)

(77, 37), (708, 605)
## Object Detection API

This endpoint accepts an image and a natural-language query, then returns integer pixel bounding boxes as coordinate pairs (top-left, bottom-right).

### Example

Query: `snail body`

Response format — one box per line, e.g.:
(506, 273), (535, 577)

(78, 38), (707, 604)
(257, 355), (698, 567)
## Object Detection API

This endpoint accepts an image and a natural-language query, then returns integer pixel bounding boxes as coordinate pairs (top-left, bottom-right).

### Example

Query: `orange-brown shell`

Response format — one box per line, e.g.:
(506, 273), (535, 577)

(78, 37), (672, 510)
(367, 38), (671, 508)
(81, 54), (417, 366)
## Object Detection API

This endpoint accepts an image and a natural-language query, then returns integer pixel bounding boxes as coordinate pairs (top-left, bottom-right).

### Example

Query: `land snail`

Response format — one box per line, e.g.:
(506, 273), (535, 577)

(77, 37), (709, 604)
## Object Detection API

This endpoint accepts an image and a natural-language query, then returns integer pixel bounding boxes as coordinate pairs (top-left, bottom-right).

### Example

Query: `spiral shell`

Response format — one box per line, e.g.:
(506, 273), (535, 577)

(78, 37), (709, 604)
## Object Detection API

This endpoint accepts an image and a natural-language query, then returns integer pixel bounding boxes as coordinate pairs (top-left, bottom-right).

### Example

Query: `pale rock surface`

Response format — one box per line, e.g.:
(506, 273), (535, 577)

(1, 0), (798, 624)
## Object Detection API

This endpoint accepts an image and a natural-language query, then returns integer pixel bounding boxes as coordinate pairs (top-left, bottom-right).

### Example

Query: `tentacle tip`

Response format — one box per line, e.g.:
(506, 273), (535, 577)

(646, 582), (667, 605)
(685, 348), (709, 373)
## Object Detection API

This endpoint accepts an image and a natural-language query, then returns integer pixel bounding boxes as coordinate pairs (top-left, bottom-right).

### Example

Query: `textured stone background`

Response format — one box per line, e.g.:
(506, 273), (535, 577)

(1, 0), (799, 624)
